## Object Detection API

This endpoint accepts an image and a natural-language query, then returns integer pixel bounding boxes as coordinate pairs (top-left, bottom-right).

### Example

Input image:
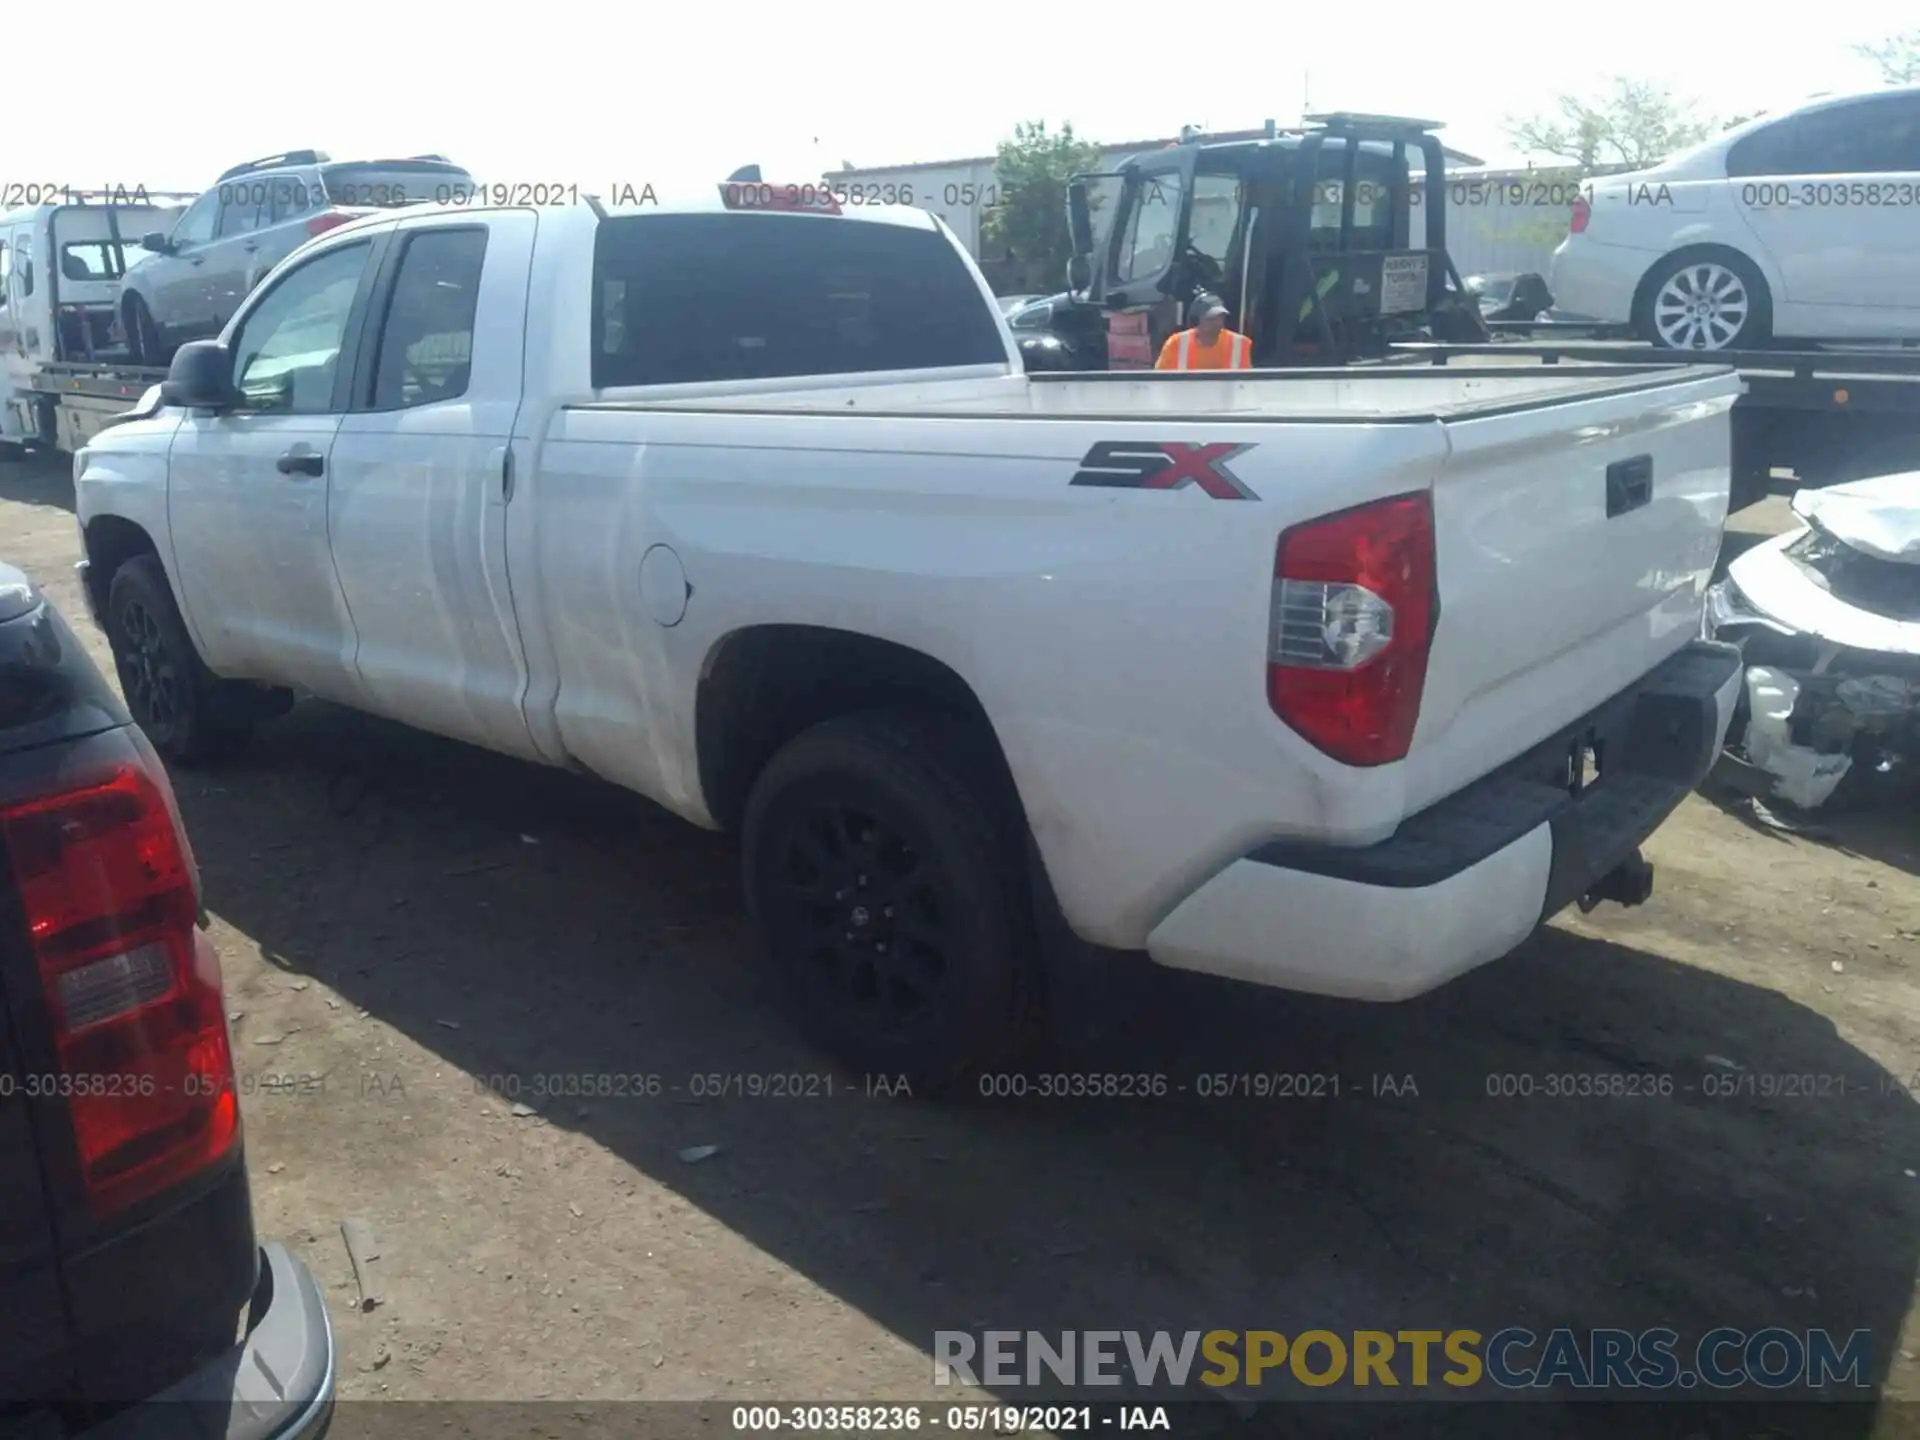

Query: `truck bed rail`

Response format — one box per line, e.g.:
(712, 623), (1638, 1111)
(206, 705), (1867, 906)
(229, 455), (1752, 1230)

(1389, 341), (1920, 415)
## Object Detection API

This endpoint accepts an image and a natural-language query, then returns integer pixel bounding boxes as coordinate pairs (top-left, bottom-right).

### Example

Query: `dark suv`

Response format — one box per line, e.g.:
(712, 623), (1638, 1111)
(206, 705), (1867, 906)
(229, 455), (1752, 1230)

(0, 562), (333, 1438)
(119, 149), (474, 366)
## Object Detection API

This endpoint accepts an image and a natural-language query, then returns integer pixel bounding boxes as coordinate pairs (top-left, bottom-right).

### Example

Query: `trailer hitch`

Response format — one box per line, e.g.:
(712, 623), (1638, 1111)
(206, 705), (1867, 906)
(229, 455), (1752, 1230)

(1578, 848), (1655, 913)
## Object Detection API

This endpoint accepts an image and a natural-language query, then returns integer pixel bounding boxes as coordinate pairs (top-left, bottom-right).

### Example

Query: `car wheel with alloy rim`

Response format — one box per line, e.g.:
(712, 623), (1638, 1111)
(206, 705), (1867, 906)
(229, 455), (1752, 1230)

(1636, 251), (1771, 352)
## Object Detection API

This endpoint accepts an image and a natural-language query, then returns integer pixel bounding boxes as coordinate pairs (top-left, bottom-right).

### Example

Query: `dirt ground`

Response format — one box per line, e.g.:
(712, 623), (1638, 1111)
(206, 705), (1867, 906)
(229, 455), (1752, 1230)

(4, 452), (1919, 1436)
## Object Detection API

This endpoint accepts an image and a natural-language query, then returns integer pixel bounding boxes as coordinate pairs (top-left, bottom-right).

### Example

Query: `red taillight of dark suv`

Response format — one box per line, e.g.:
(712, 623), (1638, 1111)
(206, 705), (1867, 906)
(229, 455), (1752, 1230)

(1267, 491), (1438, 767)
(0, 759), (238, 1217)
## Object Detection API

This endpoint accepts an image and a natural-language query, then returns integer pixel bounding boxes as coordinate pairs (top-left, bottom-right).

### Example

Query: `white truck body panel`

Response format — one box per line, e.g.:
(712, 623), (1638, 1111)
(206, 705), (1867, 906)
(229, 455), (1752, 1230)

(73, 196), (1744, 1000)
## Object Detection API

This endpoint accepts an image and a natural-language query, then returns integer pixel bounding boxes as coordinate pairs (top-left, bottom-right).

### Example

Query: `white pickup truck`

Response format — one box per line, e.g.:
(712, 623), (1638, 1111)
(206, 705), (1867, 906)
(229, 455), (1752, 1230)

(69, 188), (1747, 1087)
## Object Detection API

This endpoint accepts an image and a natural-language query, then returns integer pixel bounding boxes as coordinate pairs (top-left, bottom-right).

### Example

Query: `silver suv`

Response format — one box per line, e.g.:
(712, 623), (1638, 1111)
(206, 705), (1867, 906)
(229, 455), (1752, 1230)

(119, 150), (474, 365)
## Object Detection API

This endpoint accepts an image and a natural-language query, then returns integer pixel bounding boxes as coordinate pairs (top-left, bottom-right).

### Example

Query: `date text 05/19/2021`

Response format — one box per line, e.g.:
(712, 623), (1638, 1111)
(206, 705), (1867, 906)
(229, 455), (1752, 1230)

(728, 1404), (1170, 1432)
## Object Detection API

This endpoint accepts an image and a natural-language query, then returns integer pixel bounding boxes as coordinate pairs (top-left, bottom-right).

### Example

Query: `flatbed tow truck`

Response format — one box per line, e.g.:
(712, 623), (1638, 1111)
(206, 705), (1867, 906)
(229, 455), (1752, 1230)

(1056, 116), (1920, 509)
(1, 189), (191, 455)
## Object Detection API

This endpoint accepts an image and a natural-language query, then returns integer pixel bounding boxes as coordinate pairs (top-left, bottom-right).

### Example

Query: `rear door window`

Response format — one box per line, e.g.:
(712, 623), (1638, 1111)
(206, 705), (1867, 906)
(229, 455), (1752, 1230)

(269, 173), (323, 224)
(367, 227), (488, 409)
(591, 213), (1007, 387)
(1729, 99), (1920, 176)
(1822, 96), (1920, 172)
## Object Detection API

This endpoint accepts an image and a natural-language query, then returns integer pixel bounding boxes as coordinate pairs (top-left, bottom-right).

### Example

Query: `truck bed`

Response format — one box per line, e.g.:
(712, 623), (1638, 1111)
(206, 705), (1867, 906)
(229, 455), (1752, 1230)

(581, 360), (1736, 423)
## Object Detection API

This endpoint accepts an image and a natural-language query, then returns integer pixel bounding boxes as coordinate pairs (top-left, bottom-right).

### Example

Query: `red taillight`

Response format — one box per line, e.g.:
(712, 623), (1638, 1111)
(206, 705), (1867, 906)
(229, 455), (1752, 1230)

(307, 211), (353, 237)
(717, 181), (841, 215)
(1267, 491), (1436, 767)
(1570, 195), (1591, 234)
(0, 763), (237, 1217)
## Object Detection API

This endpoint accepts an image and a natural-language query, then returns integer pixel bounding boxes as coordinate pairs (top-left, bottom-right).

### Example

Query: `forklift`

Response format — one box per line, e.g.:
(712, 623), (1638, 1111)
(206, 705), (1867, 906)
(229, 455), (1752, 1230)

(1049, 112), (1490, 369)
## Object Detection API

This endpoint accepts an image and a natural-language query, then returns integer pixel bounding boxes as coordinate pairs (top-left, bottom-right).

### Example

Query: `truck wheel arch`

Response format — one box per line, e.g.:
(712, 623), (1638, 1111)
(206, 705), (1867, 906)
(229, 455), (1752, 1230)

(695, 626), (1024, 837)
(83, 514), (160, 619)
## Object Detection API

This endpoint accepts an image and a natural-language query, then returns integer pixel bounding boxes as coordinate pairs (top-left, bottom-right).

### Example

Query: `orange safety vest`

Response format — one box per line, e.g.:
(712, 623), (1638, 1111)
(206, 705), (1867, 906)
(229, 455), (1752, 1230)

(1155, 327), (1253, 370)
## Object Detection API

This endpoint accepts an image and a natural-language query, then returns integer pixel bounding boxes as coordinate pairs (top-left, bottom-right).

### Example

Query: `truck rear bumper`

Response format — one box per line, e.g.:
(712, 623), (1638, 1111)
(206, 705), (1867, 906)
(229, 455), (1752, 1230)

(81, 1242), (335, 1440)
(1146, 640), (1744, 999)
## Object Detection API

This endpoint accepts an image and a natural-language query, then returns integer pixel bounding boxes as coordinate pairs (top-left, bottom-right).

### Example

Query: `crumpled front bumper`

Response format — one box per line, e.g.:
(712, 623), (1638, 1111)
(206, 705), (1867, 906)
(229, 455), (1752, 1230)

(1702, 559), (1920, 810)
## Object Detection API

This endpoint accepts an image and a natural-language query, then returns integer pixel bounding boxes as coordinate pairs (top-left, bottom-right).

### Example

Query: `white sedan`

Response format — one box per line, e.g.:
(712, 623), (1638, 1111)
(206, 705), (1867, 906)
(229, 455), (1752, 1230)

(1547, 86), (1920, 351)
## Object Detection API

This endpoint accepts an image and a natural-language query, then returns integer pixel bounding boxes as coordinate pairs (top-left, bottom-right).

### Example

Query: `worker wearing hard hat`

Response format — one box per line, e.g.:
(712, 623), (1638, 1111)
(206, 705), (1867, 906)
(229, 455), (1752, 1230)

(1154, 294), (1252, 370)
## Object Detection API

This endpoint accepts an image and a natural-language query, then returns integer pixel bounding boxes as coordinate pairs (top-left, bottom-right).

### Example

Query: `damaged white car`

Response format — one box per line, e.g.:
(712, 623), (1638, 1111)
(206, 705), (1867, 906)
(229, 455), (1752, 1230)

(1704, 474), (1920, 810)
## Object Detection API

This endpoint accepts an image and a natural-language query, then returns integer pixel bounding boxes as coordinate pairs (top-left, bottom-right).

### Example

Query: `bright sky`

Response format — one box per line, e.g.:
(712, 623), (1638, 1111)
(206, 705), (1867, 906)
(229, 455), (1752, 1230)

(16, 0), (1915, 193)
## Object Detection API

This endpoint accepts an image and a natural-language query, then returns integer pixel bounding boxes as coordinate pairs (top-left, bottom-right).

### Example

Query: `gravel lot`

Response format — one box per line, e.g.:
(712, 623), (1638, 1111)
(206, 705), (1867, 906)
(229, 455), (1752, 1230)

(4, 451), (1918, 1437)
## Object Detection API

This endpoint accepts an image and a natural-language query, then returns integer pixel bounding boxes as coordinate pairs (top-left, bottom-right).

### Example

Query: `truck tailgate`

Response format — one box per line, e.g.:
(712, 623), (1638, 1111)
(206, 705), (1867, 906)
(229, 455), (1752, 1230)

(1405, 368), (1742, 814)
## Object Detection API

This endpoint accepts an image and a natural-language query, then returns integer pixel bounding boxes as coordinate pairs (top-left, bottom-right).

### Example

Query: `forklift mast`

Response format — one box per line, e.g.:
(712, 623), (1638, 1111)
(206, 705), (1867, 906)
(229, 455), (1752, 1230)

(1062, 113), (1488, 368)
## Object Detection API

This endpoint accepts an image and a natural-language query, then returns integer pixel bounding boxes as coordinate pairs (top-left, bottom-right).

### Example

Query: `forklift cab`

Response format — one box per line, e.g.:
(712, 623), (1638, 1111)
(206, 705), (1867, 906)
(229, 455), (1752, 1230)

(1063, 113), (1487, 368)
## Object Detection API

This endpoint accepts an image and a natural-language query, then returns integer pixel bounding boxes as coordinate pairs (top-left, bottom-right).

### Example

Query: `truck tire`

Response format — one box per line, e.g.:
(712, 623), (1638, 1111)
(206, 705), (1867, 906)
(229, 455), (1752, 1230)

(741, 709), (1038, 1095)
(1634, 250), (1771, 352)
(105, 555), (255, 765)
(124, 294), (164, 368)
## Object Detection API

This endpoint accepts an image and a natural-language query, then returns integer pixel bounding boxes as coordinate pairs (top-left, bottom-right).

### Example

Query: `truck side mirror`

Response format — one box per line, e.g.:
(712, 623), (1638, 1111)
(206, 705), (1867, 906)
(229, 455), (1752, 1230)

(140, 232), (171, 254)
(1067, 255), (1091, 292)
(160, 342), (237, 411)
(1067, 182), (1093, 256)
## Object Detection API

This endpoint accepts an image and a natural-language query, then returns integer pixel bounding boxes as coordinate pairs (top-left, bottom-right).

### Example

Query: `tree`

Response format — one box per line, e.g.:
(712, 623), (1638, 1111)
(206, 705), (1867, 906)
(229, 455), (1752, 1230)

(981, 121), (1104, 284)
(1854, 30), (1920, 83)
(1503, 78), (1717, 169)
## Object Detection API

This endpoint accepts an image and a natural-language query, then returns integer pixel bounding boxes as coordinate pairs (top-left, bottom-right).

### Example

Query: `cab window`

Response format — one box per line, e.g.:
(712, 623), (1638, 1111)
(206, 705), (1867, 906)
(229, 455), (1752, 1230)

(1308, 147), (1400, 251)
(591, 213), (1006, 386)
(1187, 173), (1245, 273)
(230, 242), (370, 414)
(1113, 171), (1183, 283)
